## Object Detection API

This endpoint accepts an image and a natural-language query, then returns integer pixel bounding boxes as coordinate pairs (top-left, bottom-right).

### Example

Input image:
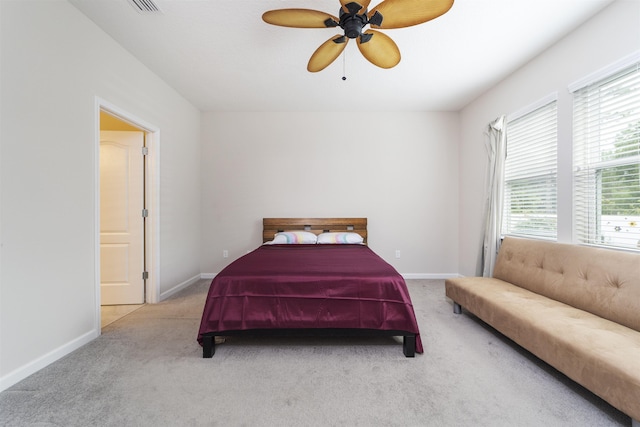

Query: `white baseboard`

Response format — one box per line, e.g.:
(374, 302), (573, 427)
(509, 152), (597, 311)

(0, 329), (99, 392)
(200, 273), (217, 280)
(159, 274), (202, 301)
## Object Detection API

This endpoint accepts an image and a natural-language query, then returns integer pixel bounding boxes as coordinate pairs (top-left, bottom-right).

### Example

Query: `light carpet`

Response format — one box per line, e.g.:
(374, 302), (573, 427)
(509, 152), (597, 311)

(0, 279), (630, 426)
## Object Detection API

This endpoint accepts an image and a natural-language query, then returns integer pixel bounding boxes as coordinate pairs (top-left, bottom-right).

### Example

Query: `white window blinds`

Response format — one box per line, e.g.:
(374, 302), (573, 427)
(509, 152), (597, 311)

(502, 100), (558, 239)
(572, 60), (640, 250)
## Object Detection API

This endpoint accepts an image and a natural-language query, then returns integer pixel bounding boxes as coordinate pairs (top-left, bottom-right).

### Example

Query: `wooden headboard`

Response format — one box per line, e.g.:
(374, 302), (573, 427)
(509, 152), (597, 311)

(263, 218), (367, 244)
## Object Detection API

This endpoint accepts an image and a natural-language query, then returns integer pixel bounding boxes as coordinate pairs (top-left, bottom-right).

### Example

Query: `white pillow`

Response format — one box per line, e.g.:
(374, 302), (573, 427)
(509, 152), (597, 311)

(265, 231), (318, 244)
(316, 232), (364, 244)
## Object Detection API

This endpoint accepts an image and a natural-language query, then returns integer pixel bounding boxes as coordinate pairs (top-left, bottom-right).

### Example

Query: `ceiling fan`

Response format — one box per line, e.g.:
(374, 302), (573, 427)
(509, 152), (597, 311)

(262, 0), (454, 72)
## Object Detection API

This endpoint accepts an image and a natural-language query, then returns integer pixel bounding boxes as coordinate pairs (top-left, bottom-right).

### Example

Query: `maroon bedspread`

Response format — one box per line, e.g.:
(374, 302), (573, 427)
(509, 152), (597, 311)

(197, 244), (423, 353)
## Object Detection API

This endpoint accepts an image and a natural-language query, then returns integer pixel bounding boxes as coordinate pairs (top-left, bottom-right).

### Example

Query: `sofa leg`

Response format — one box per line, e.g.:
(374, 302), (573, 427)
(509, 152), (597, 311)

(453, 302), (462, 314)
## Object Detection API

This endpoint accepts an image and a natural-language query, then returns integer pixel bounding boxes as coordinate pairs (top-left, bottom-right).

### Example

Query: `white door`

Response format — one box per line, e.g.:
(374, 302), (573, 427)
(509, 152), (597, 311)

(100, 131), (145, 305)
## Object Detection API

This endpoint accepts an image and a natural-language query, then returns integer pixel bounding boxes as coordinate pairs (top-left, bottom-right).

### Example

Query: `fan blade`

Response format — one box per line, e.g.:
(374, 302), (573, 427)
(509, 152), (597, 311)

(262, 9), (339, 28)
(339, 0), (371, 14)
(308, 35), (349, 72)
(368, 0), (453, 29)
(357, 30), (400, 69)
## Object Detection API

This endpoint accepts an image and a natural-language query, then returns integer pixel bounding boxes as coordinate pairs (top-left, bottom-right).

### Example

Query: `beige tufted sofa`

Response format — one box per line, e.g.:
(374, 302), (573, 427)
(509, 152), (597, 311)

(445, 237), (640, 425)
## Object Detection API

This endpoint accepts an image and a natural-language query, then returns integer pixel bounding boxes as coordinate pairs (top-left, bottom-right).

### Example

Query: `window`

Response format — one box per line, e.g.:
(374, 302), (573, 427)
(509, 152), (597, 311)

(502, 98), (558, 239)
(572, 61), (640, 251)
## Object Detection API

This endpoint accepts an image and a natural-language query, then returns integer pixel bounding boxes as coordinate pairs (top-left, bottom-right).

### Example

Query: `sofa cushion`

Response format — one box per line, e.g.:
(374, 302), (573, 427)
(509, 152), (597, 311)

(493, 237), (640, 332)
(445, 276), (640, 421)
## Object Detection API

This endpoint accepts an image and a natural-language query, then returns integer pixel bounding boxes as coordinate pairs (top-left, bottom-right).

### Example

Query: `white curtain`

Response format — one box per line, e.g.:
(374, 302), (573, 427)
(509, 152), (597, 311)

(481, 115), (507, 277)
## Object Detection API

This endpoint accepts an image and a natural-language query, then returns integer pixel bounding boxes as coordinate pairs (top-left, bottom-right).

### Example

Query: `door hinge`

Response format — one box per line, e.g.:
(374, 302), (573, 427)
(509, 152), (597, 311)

(142, 146), (149, 156)
(142, 271), (149, 280)
(142, 209), (149, 218)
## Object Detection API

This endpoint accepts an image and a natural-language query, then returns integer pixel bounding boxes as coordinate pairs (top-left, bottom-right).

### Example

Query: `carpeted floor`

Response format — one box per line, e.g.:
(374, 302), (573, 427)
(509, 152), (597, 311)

(0, 279), (631, 426)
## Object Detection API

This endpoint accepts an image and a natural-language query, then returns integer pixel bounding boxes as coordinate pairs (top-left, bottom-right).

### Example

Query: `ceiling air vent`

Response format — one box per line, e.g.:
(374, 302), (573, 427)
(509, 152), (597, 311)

(127, 0), (162, 14)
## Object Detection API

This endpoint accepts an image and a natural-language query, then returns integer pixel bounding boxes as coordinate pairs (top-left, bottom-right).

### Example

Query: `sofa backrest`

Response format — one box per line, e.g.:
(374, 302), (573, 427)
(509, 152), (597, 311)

(493, 237), (640, 332)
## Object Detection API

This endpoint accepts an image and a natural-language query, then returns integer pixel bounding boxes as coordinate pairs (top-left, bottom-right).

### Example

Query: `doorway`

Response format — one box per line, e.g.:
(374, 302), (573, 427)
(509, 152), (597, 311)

(96, 100), (159, 330)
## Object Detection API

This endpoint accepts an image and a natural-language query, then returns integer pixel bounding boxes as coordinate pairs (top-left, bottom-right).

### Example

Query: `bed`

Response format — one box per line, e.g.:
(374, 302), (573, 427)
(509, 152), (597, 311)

(197, 218), (423, 357)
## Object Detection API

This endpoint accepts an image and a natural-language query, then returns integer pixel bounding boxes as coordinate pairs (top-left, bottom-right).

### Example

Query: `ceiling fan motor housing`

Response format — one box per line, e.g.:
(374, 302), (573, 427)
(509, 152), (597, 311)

(339, 5), (368, 39)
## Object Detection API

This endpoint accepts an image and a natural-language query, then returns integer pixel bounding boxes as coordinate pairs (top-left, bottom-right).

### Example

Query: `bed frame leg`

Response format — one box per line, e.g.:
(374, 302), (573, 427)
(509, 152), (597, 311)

(202, 335), (215, 358)
(403, 335), (416, 358)
(453, 302), (462, 314)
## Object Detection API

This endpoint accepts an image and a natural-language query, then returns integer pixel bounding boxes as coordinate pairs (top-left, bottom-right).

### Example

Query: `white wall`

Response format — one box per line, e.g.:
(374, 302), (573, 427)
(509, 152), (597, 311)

(200, 112), (460, 277)
(0, 1), (201, 390)
(457, 0), (640, 276)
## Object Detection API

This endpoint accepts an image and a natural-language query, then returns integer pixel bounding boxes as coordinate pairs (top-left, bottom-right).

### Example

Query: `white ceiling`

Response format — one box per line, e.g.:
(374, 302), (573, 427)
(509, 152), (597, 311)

(69, 0), (614, 112)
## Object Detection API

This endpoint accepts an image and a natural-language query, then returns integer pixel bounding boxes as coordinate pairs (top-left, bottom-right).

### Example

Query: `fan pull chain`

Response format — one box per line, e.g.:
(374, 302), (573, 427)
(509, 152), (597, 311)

(342, 50), (347, 81)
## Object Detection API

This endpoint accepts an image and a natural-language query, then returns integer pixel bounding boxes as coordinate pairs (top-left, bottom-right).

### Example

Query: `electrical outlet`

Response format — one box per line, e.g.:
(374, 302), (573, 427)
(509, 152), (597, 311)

(223, 249), (228, 258)
(395, 249), (401, 259)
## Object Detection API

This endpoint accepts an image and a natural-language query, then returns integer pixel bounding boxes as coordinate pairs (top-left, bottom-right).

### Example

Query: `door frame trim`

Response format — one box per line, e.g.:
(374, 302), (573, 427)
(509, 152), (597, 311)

(94, 97), (161, 332)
